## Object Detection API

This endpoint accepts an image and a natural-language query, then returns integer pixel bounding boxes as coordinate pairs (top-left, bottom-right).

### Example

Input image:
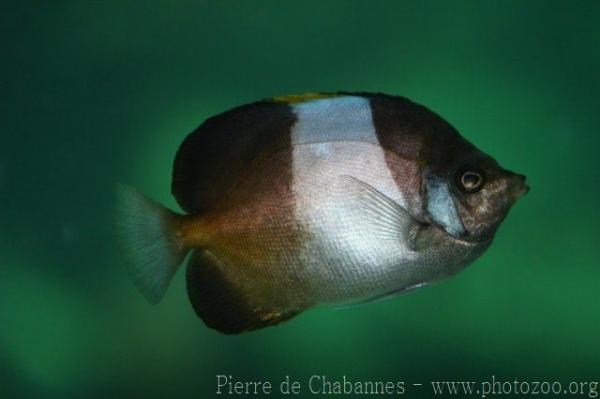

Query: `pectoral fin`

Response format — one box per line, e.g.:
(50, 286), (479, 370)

(185, 250), (302, 334)
(341, 175), (440, 251)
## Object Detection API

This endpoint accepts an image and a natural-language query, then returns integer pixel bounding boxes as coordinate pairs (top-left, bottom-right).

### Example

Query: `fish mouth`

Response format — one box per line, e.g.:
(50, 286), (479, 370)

(511, 173), (529, 200)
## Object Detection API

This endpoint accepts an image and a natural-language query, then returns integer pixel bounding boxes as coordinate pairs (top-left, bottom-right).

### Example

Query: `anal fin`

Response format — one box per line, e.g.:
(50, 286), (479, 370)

(186, 250), (302, 334)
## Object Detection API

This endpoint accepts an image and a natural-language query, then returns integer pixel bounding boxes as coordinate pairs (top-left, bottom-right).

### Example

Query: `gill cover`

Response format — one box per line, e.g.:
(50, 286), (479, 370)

(425, 173), (466, 238)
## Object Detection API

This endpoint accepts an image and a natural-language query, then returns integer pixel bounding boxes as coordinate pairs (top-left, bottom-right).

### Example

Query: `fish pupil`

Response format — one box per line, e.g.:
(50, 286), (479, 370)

(458, 170), (484, 193)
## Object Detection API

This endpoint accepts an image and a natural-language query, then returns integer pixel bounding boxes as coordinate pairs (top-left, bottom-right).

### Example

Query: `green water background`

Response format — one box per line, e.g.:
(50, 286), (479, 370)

(2, 1), (599, 398)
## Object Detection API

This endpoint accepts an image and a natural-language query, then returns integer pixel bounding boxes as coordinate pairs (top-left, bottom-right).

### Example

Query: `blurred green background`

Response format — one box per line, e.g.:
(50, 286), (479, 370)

(2, 1), (599, 398)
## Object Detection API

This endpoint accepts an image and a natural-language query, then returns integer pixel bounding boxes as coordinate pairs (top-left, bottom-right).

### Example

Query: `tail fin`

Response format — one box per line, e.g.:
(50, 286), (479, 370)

(115, 184), (188, 304)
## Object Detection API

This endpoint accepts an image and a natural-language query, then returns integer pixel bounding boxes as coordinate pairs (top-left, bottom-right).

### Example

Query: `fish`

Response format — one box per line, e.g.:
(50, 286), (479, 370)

(116, 92), (529, 334)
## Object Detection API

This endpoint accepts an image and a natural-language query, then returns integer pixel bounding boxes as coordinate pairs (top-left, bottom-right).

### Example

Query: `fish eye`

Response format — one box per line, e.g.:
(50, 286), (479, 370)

(456, 168), (485, 193)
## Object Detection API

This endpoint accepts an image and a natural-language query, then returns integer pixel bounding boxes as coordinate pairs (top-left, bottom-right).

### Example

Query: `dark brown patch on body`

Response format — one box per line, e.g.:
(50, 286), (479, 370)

(367, 94), (428, 216)
(172, 101), (296, 214)
(366, 93), (478, 170)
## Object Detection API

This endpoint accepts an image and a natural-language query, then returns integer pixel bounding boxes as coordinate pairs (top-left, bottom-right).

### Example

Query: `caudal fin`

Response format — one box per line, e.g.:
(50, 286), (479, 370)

(115, 184), (188, 304)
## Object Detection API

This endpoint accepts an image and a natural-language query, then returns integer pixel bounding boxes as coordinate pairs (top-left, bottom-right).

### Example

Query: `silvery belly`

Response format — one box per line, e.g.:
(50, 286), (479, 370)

(289, 142), (483, 305)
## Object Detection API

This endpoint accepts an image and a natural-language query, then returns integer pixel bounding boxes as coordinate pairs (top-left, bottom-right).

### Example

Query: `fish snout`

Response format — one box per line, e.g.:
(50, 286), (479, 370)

(509, 173), (529, 200)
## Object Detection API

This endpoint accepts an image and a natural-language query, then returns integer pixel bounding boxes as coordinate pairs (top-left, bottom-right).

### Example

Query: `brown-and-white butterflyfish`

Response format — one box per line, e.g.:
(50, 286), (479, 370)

(117, 92), (528, 334)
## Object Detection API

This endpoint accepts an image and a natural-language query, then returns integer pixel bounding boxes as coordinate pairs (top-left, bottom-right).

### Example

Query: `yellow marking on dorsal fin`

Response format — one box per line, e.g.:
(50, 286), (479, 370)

(270, 92), (340, 104)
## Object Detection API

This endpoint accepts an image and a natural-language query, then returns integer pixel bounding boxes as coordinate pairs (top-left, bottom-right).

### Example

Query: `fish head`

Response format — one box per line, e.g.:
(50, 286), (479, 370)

(451, 153), (528, 242)
(424, 145), (528, 243)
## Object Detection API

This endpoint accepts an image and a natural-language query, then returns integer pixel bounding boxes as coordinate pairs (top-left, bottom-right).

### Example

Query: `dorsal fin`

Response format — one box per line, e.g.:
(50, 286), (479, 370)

(270, 92), (340, 104)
